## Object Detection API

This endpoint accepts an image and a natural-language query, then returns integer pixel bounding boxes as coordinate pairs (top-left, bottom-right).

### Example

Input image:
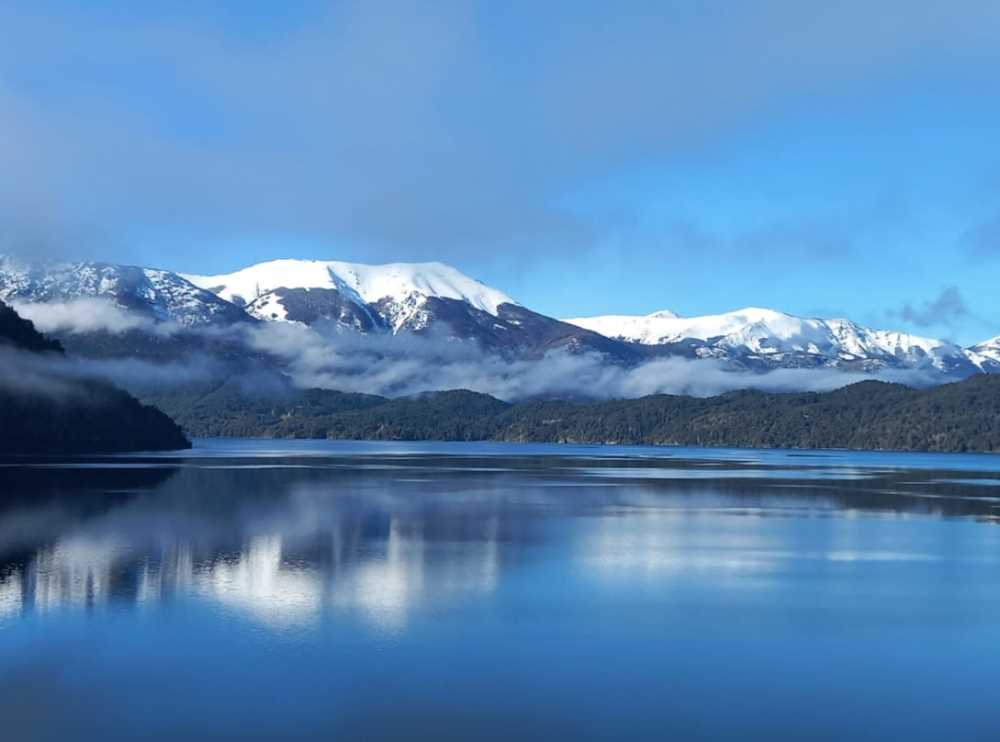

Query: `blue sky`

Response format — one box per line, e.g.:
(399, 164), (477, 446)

(2, 1), (1000, 343)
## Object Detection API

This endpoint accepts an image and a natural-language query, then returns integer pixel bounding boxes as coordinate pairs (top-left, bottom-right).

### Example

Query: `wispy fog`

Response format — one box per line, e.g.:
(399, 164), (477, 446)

(4, 299), (952, 402)
(0, 347), (87, 399)
(12, 298), (176, 336)
(242, 321), (946, 401)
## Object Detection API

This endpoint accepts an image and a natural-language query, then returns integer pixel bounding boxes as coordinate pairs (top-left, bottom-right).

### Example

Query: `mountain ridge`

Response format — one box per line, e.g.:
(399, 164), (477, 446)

(0, 255), (249, 327)
(183, 258), (518, 332)
(2, 254), (997, 381)
(564, 306), (986, 375)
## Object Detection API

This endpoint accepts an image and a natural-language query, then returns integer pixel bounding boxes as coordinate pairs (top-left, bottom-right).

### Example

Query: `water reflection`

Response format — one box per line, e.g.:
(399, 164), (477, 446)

(193, 535), (322, 628)
(2, 443), (1000, 633)
(581, 508), (950, 580)
(0, 463), (519, 632)
(0, 569), (21, 619)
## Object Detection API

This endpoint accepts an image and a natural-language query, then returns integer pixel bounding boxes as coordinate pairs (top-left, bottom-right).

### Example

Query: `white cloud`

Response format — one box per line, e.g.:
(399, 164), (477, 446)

(2, 1), (999, 264)
(12, 299), (171, 335)
(6, 301), (950, 401)
(240, 321), (946, 401)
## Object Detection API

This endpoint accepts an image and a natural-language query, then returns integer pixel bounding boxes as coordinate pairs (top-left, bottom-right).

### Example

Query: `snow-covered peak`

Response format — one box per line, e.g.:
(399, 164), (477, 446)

(967, 335), (1000, 369)
(0, 256), (246, 327)
(183, 259), (517, 318)
(970, 334), (1000, 351)
(563, 306), (971, 371)
(563, 307), (807, 346)
(647, 309), (680, 319)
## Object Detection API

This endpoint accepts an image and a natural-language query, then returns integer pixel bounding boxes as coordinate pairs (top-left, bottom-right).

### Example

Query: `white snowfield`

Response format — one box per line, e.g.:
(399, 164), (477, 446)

(563, 307), (973, 368)
(968, 336), (1000, 366)
(183, 259), (518, 317)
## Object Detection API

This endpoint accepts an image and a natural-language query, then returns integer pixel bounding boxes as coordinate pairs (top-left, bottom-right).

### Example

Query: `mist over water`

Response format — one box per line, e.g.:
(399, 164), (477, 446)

(3, 441), (1000, 741)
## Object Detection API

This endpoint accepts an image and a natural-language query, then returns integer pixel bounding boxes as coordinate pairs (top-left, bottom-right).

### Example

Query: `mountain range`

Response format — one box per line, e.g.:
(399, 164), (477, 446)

(1, 254), (997, 383)
(565, 307), (996, 375)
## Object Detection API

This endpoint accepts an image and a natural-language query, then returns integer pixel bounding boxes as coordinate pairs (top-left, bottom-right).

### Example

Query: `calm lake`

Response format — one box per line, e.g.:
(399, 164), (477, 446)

(3, 440), (1000, 741)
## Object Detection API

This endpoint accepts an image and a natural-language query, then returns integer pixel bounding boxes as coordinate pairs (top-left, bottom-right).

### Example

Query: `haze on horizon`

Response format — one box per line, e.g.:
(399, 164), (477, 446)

(2, 1), (1000, 344)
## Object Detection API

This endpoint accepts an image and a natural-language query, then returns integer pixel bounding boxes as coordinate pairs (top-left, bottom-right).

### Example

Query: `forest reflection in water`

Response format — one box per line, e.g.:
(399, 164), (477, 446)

(3, 442), (1000, 741)
(3, 443), (999, 631)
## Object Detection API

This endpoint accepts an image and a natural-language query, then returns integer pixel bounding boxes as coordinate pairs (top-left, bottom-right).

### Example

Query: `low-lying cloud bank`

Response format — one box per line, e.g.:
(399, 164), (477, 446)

(5, 299), (958, 402)
(0, 344), (223, 403)
(245, 321), (950, 401)
(0, 347), (84, 399)
(12, 298), (177, 336)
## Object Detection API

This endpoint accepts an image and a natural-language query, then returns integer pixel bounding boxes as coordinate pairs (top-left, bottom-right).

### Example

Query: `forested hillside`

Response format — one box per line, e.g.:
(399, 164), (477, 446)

(145, 374), (1000, 453)
(0, 302), (190, 453)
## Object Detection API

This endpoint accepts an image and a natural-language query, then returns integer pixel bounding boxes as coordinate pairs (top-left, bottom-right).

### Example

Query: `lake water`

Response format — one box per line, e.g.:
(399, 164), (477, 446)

(3, 440), (1000, 741)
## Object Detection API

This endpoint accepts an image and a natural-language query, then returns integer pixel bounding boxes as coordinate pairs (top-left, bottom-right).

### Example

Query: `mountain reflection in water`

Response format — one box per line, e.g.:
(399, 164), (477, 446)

(3, 444), (999, 631)
(2, 441), (1000, 741)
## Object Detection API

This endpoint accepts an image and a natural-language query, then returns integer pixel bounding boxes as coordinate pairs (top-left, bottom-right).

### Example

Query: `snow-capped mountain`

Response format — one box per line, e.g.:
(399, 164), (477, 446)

(967, 336), (1000, 371)
(561, 309), (686, 346)
(0, 255), (630, 363)
(565, 307), (980, 374)
(1, 253), (997, 380)
(181, 258), (633, 360)
(0, 255), (247, 327)
(183, 259), (517, 333)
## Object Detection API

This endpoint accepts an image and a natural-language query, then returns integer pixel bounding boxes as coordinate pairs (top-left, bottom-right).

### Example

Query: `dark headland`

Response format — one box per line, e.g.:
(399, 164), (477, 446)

(0, 302), (190, 454)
